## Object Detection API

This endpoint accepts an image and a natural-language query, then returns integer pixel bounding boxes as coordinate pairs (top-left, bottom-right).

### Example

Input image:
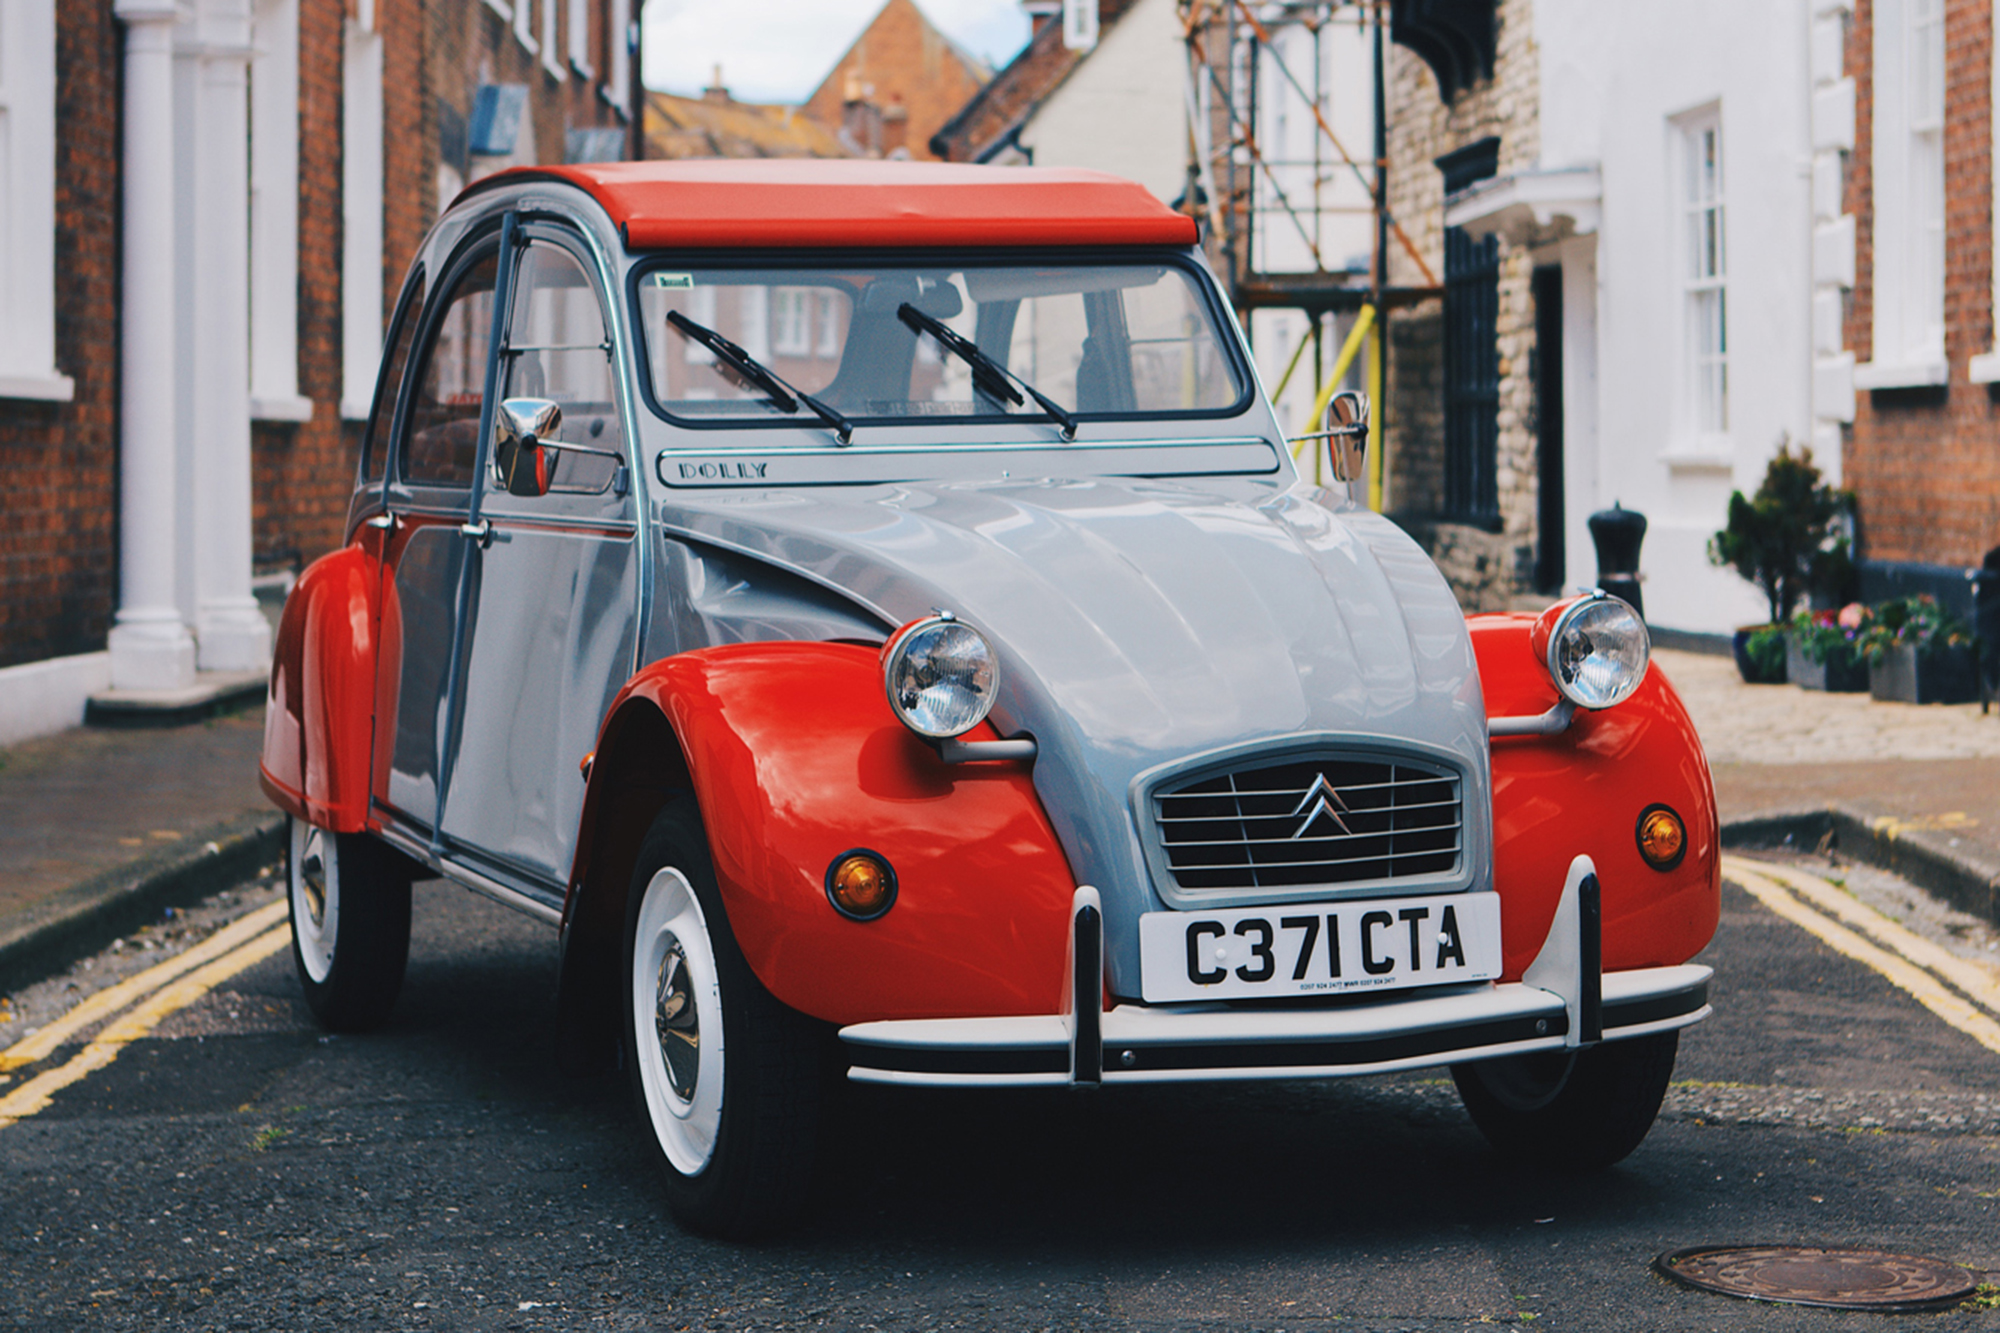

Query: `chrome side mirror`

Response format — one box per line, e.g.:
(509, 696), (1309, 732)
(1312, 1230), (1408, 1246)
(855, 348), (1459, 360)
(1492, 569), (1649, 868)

(494, 397), (562, 497)
(1325, 389), (1369, 484)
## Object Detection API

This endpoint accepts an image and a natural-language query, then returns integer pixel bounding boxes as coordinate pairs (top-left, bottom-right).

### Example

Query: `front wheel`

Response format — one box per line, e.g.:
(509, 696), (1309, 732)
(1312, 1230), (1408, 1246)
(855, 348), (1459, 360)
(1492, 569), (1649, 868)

(287, 816), (413, 1032)
(1451, 1030), (1679, 1169)
(622, 800), (824, 1240)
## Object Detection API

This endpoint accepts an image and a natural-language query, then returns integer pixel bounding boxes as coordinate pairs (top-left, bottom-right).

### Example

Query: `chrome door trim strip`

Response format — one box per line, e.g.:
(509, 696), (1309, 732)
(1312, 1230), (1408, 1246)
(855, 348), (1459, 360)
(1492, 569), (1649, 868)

(436, 858), (564, 926)
(374, 820), (564, 927)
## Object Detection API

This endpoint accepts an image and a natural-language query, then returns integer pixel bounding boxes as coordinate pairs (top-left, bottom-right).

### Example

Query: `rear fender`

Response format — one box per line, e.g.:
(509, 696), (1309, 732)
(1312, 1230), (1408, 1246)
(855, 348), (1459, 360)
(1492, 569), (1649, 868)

(560, 642), (1079, 1030)
(1472, 612), (1720, 979)
(259, 532), (385, 832)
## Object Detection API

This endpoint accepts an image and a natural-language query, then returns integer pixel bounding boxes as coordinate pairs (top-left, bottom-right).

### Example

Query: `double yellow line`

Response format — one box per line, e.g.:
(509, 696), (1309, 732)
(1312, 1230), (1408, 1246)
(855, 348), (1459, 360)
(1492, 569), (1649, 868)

(1724, 854), (2000, 1055)
(0, 900), (292, 1129)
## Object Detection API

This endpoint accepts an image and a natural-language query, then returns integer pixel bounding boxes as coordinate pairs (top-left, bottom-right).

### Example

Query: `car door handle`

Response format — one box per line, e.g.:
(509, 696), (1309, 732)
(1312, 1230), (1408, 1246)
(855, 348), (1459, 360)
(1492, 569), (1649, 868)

(458, 519), (508, 548)
(364, 513), (398, 531)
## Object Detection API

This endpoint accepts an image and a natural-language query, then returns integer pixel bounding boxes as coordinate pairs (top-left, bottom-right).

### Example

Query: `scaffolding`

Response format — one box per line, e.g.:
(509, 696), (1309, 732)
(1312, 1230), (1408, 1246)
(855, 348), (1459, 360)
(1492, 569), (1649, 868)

(1179, 0), (1440, 508)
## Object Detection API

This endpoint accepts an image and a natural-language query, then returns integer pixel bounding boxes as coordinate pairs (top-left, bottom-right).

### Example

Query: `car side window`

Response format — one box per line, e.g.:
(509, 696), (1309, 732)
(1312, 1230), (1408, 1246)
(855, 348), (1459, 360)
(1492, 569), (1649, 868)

(360, 267), (426, 485)
(502, 240), (623, 496)
(401, 249), (499, 488)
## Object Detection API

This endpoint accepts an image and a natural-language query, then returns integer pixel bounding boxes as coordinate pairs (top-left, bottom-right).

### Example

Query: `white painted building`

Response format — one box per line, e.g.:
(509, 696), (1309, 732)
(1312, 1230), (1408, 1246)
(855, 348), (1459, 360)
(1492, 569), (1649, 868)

(1443, 0), (1812, 633)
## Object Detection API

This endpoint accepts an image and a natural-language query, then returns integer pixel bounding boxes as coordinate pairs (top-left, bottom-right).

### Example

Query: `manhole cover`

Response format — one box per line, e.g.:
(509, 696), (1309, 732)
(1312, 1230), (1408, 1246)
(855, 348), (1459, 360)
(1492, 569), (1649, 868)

(1656, 1245), (1978, 1311)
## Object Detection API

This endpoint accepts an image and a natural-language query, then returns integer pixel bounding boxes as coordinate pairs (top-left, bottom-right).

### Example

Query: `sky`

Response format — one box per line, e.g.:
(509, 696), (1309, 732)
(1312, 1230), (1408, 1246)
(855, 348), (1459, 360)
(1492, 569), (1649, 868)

(641, 0), (1033, 104)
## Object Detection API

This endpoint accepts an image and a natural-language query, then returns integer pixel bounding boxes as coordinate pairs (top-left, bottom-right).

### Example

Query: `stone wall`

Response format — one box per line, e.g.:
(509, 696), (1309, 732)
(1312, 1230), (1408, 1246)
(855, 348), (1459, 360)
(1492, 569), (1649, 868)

(1381, 0), (1545, 611)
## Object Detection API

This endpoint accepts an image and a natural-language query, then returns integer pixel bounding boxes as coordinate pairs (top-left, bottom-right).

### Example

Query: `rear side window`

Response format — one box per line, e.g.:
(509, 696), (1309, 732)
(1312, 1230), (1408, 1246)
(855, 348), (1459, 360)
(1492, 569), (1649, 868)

(360, 267), (425, 484)
(401, 250), (499, 487)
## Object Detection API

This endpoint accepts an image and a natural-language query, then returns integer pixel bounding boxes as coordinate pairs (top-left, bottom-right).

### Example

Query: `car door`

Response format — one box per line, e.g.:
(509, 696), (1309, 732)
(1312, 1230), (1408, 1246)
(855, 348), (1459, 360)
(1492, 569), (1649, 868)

(433, 225), (641, 893)
(374, 233), (501, 839)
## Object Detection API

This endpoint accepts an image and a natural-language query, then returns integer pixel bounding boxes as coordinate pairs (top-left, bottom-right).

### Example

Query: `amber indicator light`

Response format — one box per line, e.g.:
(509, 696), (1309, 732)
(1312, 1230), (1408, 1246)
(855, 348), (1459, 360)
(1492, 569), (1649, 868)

(826, 850), (897, 919)
(1636, 804), (1687, 871)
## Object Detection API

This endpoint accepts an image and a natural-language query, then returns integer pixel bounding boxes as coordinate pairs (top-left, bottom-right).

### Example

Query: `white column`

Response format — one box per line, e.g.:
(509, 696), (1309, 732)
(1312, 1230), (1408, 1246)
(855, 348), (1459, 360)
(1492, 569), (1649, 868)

(109, 0), (196, 692)
(189, 0), (269, 671)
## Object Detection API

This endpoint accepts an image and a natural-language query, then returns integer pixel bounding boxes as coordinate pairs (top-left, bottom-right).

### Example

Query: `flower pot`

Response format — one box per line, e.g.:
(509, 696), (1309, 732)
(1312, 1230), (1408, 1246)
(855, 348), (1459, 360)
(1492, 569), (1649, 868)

(1785, 633), (1869, 692)
(1867, 642), (1979, 704)
(1732, 625), (1787, 684)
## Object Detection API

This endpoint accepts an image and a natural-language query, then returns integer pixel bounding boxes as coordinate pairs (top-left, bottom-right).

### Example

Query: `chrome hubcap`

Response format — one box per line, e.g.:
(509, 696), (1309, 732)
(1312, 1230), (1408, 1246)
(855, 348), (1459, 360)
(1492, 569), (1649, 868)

(300, 828), (328, 928)
(655, 939), (700, 1101)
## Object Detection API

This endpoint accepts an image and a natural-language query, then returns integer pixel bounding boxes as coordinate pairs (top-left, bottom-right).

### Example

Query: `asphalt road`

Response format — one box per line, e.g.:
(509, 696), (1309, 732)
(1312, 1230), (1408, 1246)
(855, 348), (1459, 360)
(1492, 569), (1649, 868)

(2, 858), (1998, 1332)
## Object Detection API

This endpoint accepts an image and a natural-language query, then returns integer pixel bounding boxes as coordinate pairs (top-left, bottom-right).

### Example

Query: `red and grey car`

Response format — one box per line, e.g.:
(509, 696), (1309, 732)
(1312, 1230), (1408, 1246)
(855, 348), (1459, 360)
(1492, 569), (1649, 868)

(260, 160), (1719, 1238)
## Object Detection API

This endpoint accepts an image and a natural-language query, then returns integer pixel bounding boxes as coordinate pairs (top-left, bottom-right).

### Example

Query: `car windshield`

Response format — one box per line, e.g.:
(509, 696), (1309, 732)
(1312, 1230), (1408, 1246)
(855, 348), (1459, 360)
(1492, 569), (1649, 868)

(634, 257), (1246, 430)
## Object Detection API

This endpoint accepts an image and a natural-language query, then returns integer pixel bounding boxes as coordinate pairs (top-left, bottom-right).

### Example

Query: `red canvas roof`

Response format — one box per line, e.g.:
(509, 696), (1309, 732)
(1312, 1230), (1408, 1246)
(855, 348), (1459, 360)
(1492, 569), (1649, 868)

(477, 159), (1199, 249)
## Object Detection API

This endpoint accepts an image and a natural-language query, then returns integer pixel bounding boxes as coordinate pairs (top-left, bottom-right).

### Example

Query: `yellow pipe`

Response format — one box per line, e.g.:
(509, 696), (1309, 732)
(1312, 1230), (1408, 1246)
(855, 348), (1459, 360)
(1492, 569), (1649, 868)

(1367, 318), (1384, 512)
(1294, 304), (1376, 460)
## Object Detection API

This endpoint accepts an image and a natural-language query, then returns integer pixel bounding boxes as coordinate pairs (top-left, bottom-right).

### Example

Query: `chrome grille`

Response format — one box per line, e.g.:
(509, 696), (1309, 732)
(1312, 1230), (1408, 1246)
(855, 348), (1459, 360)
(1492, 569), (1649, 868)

(1152, 755), (1462, 891)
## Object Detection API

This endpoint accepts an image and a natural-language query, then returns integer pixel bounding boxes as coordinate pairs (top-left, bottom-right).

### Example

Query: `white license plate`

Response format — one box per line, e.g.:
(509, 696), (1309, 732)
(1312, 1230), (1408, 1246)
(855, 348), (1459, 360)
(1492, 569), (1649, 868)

(1138, 892), (1502, 1003)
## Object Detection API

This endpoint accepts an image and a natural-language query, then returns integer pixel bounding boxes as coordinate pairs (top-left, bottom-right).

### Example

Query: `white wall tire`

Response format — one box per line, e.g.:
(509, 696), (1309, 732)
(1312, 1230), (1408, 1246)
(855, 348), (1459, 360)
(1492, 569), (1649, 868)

(286, 816), (414, 1032)
(630, 866), (725, 1176)
(621, 800), (826, 1240)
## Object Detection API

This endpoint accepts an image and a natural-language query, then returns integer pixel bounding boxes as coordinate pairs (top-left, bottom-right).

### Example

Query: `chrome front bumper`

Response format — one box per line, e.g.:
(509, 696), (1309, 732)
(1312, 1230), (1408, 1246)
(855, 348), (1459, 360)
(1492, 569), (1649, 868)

(840, 856), (1713, 1088)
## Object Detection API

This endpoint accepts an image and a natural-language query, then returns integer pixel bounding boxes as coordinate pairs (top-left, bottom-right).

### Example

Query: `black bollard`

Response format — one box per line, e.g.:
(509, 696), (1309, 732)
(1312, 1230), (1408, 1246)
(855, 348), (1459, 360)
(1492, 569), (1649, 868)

(1588, 503), (1647, 618)
(1973, 546), (2000, 713)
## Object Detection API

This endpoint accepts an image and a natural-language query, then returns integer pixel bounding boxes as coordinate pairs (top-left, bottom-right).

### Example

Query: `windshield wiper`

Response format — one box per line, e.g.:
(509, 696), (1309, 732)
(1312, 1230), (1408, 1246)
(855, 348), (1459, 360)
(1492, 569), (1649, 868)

(897, 303), (1078, 441)
(665, 309), (853, 445)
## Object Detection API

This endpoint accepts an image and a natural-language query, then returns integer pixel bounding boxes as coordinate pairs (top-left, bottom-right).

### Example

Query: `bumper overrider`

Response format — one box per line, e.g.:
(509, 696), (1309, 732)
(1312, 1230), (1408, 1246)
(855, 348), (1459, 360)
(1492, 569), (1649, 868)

(839, 855), (1712, 1087)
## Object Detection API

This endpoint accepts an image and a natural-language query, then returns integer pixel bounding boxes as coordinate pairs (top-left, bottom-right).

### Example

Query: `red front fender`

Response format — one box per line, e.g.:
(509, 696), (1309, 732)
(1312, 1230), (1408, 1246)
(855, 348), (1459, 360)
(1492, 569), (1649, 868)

(567, 642), (1078, 1026)
(259, 532), (385, 833)
(1472, 613), (1721, 979)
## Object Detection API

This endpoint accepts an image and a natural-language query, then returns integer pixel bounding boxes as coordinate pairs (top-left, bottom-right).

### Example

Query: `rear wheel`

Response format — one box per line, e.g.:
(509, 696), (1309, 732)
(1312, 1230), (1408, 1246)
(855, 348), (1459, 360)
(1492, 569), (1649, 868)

(287, 816), (414, 1032)
(1451, 1030), (1679, 1168)
(622, 800), (824, 1240)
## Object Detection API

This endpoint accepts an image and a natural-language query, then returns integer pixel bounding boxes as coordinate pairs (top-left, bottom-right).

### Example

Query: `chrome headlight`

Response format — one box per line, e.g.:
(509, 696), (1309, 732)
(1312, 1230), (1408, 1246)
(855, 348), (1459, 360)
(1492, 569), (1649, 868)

(883, 613), (997, 739)
(1540, 593), (1649, 710)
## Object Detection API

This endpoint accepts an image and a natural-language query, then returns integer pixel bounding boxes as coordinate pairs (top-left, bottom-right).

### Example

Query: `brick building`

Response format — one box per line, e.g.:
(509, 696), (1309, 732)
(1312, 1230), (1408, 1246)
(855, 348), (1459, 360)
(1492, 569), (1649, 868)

(0, 0), (633, 744)
(798, 0), (989, 161)
(1818, 0), (2000, 610)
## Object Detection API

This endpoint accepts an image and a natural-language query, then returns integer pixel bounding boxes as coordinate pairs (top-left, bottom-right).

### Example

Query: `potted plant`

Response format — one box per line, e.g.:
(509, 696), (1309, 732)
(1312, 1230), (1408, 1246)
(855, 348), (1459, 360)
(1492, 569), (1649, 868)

(1786, 603), (1871, 692)
(1857, 595), (1979, 704)
(1708, 443), (1856, 684)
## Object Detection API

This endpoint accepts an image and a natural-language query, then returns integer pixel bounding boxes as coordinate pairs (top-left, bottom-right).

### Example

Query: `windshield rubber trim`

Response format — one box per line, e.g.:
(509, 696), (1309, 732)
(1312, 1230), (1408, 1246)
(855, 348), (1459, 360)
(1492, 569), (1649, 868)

(621, 246), (1254, 435)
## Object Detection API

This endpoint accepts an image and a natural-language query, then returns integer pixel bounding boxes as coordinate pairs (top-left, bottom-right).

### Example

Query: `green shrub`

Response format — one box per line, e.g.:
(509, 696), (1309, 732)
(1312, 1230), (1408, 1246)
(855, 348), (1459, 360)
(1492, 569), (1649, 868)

(1708, 443), (1857, 623)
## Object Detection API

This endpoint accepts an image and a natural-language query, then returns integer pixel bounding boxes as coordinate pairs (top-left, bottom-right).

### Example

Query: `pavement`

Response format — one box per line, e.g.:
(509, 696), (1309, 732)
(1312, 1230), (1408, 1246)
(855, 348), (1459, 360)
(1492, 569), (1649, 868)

(0, 645), (1997, 997)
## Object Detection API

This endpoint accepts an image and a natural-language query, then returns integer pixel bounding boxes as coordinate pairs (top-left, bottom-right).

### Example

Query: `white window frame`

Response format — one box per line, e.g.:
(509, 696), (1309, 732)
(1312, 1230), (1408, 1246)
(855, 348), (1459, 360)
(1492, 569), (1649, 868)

(568, 0), (595, 78)
(771, 288), (811, 356)
(1857, 0), (1948, 388)
(341, 14), (385, 420)
(605, 0), (631, 117)
(1676, 106), (1728, 443)
(249, 0), (311, 421)
(541, 0), (564, 80)
(0, 0), (72, 402)
(515, 0), (539, 55)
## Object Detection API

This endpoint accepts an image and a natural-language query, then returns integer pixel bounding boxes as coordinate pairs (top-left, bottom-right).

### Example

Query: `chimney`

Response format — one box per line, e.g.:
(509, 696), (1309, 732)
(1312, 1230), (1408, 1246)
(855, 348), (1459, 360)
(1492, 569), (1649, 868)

(1022, 0), (1060, 36)
(703, 63), (730, 104)
(842, 72), (881, 156)
(882, 94), (908, 158)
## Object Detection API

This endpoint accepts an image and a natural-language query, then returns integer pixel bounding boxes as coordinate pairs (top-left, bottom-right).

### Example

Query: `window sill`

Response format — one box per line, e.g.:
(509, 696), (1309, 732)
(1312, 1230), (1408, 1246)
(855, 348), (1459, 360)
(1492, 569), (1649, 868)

(482, 0), (511, 18)
(1662, 444), (1734, 472)
(252, 394), (315, 423)
(339, 398), (373, 422)
(1853, 357), (1948, 390)
(0, 371), (76, 403)
(1967, 350), (2000, 383)
(570, 56), (596, 81)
